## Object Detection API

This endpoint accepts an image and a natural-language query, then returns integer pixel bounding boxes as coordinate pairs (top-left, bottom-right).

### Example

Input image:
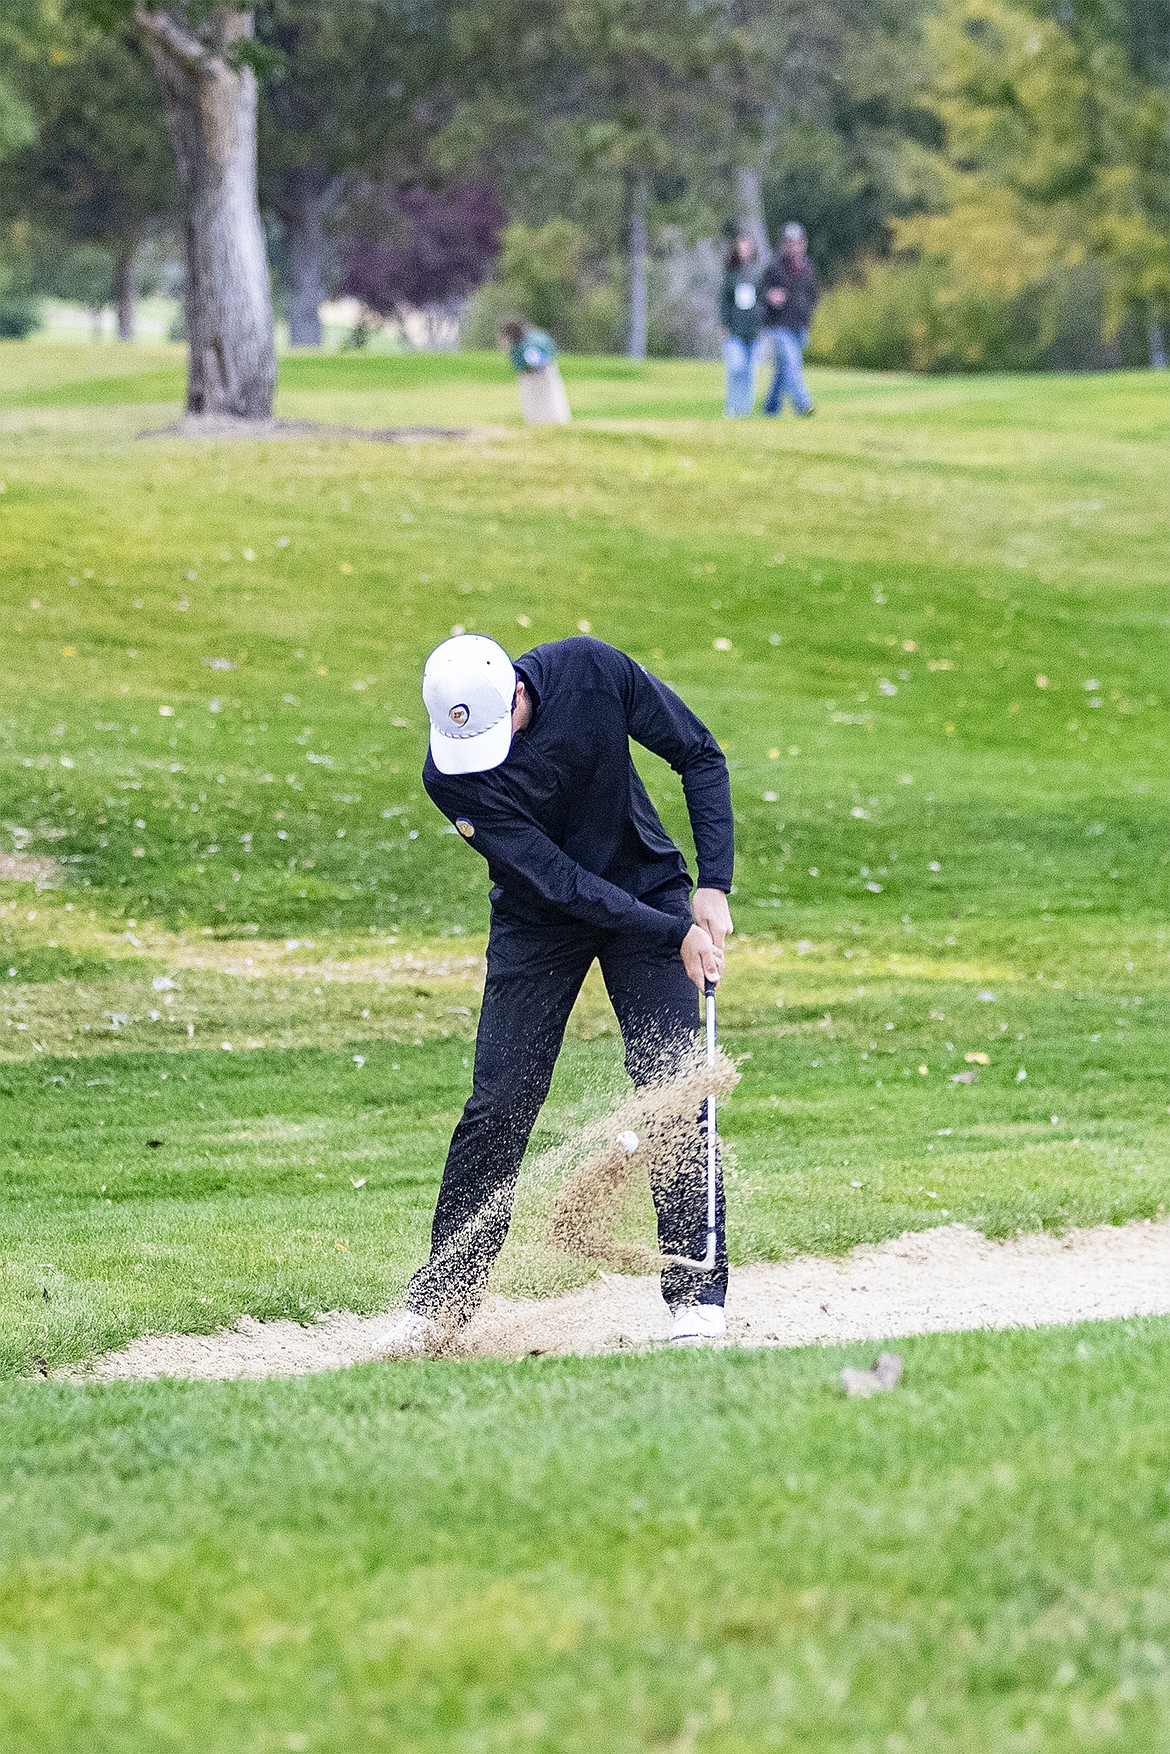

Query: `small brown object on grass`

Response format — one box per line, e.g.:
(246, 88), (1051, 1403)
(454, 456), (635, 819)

(840, 1351), (904, 1398)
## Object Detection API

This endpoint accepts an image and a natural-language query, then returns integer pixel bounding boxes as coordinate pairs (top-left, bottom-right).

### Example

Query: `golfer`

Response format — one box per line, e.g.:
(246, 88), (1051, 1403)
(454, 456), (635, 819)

(503, 319), (572, 425)
(376, 633), (733, 1358)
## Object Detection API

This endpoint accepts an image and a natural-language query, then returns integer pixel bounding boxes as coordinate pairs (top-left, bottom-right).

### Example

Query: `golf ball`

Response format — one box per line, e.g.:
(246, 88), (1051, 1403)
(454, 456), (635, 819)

(616, 1129), (640, 1154)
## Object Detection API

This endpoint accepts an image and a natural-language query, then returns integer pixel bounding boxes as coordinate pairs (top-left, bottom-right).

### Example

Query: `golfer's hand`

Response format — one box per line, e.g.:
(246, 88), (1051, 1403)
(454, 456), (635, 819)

(681, 924), (722, 993)
(767, 287), (786, 306)
(692, 887), (733, 953)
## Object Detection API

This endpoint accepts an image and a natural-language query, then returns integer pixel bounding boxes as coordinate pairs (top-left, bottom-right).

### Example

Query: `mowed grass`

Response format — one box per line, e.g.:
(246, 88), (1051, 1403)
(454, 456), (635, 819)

(3, 1323), (1170, 1753)
(1, 346), (1166, 1369)
(0, 345), (1168, 1749)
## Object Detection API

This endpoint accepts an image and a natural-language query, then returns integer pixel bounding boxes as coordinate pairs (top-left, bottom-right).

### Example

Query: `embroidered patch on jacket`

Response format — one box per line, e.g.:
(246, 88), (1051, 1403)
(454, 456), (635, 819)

(455, 817), (475, 839)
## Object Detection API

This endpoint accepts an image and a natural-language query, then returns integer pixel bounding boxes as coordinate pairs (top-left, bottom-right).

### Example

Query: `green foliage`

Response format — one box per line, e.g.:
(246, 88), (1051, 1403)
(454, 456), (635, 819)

(0, 0), (39, 163)
(893, 0), (1169, 344)
(257, 1), (453, 206)
(0, 13), (172, 305)
(464, 220), (624, 352)
(0, 291), (40, 338)
(809, 254), (1147, 372)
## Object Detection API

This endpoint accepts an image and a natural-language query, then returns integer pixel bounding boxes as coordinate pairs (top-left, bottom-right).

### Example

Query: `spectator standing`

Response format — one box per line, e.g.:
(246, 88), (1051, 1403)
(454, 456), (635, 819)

(760, 222), (819, 417)
(718, 235), (762, 417)
(503, 320), (571, 425)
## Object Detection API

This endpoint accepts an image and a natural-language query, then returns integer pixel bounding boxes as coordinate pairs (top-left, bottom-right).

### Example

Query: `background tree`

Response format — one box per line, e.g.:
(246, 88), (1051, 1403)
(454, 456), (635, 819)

(338, 180), (503, 340)
(131, 3), (274, 414)
(562, 0), (731, 357)
(0, 2), (37, 161)
(444, 0), (731, 358)
(1, 26), (173, 339)
(713, 0), (931, 272)
(78, 2), (276, 416)
(895, 0), (1169, 365)
(0, 0), (45, 335)
(256, 0), (454, 347)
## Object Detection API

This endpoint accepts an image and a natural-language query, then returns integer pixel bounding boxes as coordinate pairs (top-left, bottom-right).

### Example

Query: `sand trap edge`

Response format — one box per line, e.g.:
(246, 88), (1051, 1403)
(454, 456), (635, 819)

(53, 1216), (1170, 1384)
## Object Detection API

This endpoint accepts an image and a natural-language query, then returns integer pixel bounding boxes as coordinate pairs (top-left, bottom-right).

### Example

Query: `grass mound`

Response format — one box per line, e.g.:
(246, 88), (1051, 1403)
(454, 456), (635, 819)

(0, 344), (1166, 1745)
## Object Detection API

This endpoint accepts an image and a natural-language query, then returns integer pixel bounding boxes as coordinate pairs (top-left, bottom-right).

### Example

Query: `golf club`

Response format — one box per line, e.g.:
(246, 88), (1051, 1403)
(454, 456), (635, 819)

(674, 978), (719, 1272)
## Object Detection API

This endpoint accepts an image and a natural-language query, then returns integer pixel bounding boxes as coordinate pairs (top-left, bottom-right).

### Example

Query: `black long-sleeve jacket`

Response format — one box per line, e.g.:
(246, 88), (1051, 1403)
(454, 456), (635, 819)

(423, 637), (733, 948)
(759, 254), (819, 332)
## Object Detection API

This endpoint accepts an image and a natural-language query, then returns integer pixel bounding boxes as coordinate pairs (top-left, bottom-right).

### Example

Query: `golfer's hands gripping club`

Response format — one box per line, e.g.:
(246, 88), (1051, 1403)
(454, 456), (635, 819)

(692, 887), (733, 953)
(681, 924), (722, 993)
(683, 888), (732, 991)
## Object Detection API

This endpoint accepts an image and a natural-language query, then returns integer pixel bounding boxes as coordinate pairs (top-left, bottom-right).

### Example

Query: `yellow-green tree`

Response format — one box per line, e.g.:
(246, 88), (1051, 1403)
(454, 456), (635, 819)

(896, 0), (1168, 362)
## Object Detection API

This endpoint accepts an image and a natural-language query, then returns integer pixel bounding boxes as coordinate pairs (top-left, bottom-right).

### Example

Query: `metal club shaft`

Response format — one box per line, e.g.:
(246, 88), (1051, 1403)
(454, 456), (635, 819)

(674, 978), (719, 1272)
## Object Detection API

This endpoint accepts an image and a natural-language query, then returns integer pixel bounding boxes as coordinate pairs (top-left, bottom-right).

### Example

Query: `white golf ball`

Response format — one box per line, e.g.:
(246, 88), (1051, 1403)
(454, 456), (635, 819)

(616, 1129), (639, 1154)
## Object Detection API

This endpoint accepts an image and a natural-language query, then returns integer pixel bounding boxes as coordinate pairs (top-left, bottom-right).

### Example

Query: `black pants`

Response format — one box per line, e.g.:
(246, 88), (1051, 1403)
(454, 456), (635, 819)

(407, 886), (727, 1327)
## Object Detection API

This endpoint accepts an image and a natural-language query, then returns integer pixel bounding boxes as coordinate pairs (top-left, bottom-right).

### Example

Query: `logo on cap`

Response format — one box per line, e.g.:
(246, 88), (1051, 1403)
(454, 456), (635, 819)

(456, 817), (475, 838)
(448, 703), (470, 726)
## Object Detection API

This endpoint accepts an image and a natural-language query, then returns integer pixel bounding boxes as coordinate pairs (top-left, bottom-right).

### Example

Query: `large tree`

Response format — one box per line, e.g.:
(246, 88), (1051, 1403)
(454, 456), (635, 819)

(563, 0), (730, 357)
(712, 0), (930, 268)
(442, 0), (731, 357)
(80, 2), (277, 415)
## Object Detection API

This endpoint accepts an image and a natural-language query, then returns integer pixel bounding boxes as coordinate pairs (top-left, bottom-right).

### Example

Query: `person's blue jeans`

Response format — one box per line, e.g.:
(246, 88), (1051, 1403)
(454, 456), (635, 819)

(722, 335), (758, 417)
(763, 327), (812, 415)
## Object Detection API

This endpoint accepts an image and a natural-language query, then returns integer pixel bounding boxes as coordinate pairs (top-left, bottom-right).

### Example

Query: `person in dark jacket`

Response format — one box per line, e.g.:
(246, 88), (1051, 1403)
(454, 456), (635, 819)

(760, 221), (819, 416)
(718, 234), (762, 416)
(375, 633), (735, 1358)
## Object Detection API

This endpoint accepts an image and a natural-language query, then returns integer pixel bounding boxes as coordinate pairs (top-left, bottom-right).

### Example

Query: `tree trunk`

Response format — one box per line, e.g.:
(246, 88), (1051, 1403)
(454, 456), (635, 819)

(280, 164), (331, 348)
(735, 166), (769, 262)
(134, 7), (275, 418)
(1148, 315), (1168, 371)
(113, 237), (138, 342)
(628, 175), (650, 360)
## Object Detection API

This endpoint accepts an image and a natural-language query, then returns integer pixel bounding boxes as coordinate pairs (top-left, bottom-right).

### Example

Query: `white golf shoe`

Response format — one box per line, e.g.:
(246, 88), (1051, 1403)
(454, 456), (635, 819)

(373, 1311), (451, 1361)
(669, 1305), (727, 1345)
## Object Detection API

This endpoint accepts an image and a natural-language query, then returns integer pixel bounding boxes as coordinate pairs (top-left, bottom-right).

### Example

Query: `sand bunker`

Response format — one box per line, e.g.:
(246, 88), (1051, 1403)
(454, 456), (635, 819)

(548, 1046), (740, 1271)
(67, 1216), (1170, 1382)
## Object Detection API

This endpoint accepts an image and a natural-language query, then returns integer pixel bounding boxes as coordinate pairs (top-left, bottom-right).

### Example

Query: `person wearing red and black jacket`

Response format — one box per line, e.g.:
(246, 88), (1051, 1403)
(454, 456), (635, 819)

(375, 633), (734, 1357)
(760, 221), (819, 416)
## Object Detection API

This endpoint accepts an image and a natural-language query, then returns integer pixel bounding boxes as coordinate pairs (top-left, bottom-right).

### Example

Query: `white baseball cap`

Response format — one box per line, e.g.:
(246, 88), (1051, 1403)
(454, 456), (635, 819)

(422, 634), (516, 775)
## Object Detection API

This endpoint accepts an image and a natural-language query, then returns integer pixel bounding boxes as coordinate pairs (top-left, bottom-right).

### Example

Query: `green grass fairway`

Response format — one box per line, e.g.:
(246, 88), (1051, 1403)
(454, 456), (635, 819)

(3, 1323), (1170, 1753)
(0, 345), (1168, 1748)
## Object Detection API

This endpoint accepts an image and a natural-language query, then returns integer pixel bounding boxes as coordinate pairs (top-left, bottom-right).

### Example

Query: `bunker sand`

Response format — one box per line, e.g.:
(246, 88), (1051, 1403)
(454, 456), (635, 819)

(547, 1046), (741, 1272)
(68, 1216), (1170, 1381)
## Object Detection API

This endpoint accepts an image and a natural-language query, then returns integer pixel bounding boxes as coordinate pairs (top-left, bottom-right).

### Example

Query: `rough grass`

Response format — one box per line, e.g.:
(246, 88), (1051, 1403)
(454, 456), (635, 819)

(0, 345), (1167, 1748)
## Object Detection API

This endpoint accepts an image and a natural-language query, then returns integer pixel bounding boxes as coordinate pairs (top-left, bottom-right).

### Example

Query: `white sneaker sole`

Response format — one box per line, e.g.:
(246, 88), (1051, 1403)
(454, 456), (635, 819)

(669, 1311), (728, 1345)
